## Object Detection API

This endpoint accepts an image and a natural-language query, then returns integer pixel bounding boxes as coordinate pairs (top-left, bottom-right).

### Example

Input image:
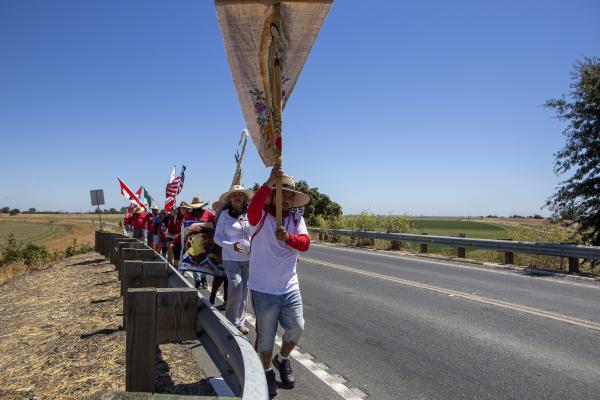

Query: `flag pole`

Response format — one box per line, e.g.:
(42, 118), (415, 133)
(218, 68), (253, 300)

(273, 2), (284, 226)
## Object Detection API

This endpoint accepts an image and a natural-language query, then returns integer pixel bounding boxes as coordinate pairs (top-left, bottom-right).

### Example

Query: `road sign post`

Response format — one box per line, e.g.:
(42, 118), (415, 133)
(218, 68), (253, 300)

(90, 189), (105, 231)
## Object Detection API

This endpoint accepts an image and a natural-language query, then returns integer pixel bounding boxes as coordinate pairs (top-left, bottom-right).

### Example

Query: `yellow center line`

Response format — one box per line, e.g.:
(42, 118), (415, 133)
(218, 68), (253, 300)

(301, 257), (600, 332)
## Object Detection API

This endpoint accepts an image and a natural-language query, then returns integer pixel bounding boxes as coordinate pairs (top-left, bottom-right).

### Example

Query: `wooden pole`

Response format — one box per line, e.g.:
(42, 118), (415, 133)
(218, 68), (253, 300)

(125, 288), (157, 393)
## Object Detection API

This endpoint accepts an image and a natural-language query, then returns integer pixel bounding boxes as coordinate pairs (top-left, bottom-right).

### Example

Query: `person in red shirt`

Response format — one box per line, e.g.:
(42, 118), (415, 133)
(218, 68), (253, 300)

(168, 202), (191, 267)
(144, 206), (159, 247)
(123, 206), (147, 240)
(247, 166), (311, 397)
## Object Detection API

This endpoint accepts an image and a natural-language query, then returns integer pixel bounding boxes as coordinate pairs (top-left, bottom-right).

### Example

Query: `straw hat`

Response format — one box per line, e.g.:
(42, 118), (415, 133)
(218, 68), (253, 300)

(133, 206), (144, 213)
(179, 201), (192, 210)
(275, 175), (311, 208)
(211, 200), (223, 212)
(189, 196), (208, 209)
(219, 185), (254, 204)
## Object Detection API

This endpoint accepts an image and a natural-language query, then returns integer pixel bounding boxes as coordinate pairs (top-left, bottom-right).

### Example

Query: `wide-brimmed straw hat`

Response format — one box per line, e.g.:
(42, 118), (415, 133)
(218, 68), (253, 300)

(133, 206), (144, 213)
(275, 175), (311, 208)
(219, 185), (254, 204)
(179, 201), (192, 210)
(189, 196), (208, 209)
(211, 200), (223, 212)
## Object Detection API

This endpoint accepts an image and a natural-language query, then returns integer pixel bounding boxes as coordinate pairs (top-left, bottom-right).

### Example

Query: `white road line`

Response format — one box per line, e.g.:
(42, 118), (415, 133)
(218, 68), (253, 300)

(213, 293), (367, 400)
(311, 243), (600, 289)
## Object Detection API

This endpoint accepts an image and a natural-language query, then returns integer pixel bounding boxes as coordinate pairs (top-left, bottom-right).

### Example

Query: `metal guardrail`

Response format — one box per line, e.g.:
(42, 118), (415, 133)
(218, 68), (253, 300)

(308, 228), (600, 270)
(96, 230), (268, 399)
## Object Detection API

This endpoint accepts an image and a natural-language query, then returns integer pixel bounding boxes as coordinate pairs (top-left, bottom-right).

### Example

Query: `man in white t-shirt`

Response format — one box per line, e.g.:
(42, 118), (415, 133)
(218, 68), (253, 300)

(247, 166), (311, 397)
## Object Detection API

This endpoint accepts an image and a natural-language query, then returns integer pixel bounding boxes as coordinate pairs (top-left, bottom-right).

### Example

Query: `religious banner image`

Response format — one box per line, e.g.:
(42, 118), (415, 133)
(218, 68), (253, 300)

(178, 220), (224, 276)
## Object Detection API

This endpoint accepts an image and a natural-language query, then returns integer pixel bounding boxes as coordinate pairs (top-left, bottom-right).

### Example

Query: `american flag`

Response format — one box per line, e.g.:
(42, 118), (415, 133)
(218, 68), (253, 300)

(166, 165), (186, 197)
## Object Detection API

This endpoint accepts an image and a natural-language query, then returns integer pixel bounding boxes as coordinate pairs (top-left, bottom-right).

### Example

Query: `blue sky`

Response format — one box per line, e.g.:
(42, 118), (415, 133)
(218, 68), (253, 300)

(1, 0), (599, 216)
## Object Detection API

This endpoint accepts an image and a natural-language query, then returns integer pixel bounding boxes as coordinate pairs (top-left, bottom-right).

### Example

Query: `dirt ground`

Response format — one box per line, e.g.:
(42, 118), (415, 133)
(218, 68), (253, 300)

(0, 253), (212, 400)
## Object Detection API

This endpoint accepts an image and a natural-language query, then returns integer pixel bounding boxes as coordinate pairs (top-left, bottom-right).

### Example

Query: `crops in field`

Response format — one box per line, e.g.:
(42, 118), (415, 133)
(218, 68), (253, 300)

(0, 221), (67, 245)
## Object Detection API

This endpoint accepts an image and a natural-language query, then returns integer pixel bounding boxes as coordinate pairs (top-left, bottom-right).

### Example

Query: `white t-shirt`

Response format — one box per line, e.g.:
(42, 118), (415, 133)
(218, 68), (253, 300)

(214, 210), (251, 262)
(248, 211), (308, 295)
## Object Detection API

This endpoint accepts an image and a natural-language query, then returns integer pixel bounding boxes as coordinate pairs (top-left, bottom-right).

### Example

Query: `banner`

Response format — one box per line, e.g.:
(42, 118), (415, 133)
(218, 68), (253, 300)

(215, 0), (333, 166)
(178, 221), (225, 277)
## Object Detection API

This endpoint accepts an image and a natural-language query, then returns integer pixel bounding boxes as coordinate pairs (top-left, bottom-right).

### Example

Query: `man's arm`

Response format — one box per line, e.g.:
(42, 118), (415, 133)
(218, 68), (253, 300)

(248, 185), (271, 226)
(286, 233), (310, 252)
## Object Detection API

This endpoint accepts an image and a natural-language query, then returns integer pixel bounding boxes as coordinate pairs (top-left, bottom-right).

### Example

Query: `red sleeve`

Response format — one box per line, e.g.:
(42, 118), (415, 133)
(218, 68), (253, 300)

(205, 210), (215, 223)
(248, 185), (271, 226)
(286, 233), (310, 252)
(124, 215), (132, 225)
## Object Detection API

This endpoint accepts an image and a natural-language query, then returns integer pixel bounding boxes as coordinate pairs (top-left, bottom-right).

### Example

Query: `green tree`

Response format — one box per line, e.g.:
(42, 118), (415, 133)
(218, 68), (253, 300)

(28, 208), (36, 213)
(545, 57), (600, 244)
(1, 207), (9, 213)
(9, 208), (20, 216)
(294, 180), (342, 226)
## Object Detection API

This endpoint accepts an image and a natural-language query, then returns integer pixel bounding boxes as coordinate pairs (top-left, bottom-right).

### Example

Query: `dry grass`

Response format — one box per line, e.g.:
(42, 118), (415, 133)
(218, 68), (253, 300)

(0, 253), (210, 400)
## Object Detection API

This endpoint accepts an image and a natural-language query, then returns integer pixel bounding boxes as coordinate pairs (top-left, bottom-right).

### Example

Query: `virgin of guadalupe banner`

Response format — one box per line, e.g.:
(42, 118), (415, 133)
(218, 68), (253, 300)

(215, 0), (333, 167)
(179, 221), (225, 277)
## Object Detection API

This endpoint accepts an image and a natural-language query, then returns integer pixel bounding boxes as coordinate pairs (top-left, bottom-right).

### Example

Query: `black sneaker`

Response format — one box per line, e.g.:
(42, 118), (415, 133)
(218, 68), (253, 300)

(265, 368), (278, 397)
(200, 278), (208, 289)
(272, 356), (295, 388)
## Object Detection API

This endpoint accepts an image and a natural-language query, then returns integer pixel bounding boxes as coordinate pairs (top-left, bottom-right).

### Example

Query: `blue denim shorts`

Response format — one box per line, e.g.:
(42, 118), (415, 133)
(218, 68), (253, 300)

(252, 289), (304, 353)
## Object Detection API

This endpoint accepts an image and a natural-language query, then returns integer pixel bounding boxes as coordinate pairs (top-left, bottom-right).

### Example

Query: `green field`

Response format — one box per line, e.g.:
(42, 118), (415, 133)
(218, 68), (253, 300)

(408, 219), (511, 239)
(0, 221), (68, 245)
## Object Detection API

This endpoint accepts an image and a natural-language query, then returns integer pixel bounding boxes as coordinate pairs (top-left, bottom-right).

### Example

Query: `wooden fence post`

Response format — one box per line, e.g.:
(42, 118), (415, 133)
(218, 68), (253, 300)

(457, 233), (466, 258)
(126, 288), (157, 393)
(420, 233), (428, 254)
(155, 288), (198, 343)
(122, 261), (169, 327)
(568, 257), (580, 273)
(119, 248), (158, 280)
(95, 230), (101, 253)
(110, 237), (135, 264)
(502, 238), (514, 265)
(125, 288), (198, 393)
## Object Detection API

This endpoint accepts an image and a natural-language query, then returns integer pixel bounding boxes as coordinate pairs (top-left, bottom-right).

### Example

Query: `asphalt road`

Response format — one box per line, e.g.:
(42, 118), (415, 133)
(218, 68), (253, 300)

(287, 244), (600, 400)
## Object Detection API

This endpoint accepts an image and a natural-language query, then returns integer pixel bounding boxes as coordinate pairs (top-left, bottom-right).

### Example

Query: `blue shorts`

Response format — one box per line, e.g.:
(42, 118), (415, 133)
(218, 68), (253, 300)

(252, 289), (304, 353)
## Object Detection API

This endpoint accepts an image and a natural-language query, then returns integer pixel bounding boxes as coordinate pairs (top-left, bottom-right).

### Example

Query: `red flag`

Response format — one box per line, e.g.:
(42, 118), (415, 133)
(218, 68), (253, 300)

(165, 196), (176, 212)
(118, 177), (144, 208)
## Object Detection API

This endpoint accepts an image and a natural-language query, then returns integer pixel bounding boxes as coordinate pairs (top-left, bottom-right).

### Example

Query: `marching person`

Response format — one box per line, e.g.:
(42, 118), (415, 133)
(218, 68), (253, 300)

(123, 206), (147, 240)
(247, 166), (311, 396)
(158, 208), (169, 256)
(185, 196), (216, 289)
(168, 202), (190, 267)
(214, 185), (254, 335)
(144, 206), (160, 248)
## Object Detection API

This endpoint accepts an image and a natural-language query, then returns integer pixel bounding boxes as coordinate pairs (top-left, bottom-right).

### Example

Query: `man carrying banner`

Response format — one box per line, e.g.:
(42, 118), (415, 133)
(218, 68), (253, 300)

(247, 166), (311, 396)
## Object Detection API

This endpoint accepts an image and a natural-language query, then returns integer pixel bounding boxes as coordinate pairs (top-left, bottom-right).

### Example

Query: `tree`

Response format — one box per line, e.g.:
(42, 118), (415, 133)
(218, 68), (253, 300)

(294, 180), (342, 227)
(1, 207), (9, 213)
(28, 208), (36, 213)
(545, 57), (600, 244)
(9, 209), (20, 216)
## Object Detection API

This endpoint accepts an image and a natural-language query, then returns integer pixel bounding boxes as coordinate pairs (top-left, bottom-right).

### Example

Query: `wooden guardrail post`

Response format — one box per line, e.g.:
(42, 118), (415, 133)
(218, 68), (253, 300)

(155, 288), (198, 343)
(568, 257), (580, 273)
(126, 288), (157, 393)
(122, 261), (169, 327)
(420, 233), (428, 253)
(126, 288), (198, 393)
(119, 248), (158, 280)
(457, 233), (466, 258)
(95, 230), (101, 253)
(111, 238), (137, 265)
(502, 238), (514, 264)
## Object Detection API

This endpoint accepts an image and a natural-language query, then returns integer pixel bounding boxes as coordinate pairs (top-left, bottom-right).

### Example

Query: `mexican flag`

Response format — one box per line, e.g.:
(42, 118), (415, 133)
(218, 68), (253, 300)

(141, 187), (154, 208)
